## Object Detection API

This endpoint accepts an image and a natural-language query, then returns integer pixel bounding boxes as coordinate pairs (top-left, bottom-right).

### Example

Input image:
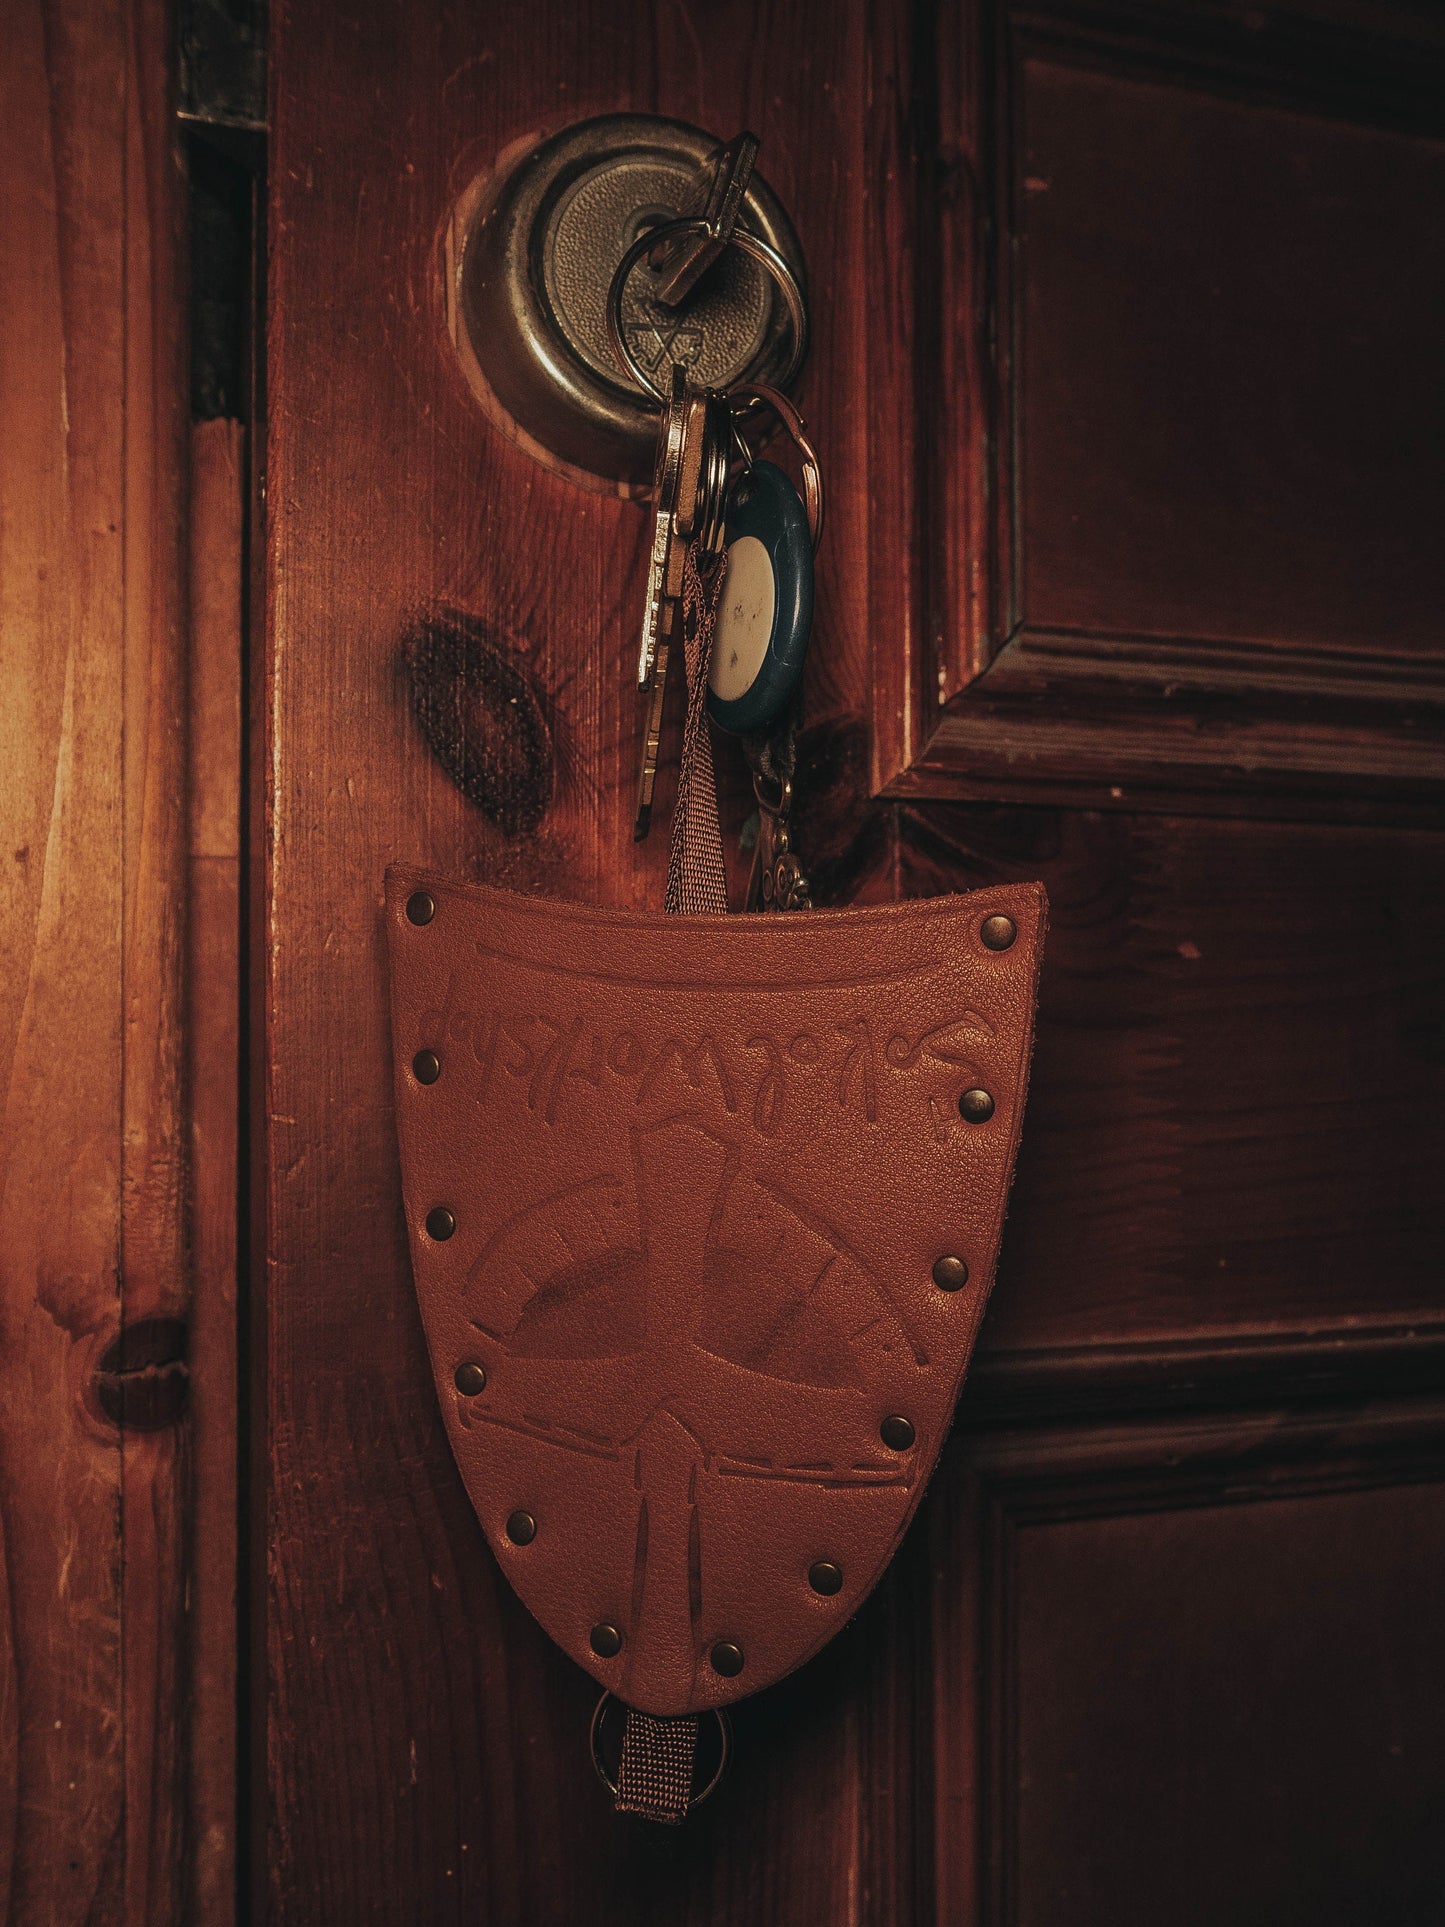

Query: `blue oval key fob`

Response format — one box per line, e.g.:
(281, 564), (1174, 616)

(706, 461), (814, 736)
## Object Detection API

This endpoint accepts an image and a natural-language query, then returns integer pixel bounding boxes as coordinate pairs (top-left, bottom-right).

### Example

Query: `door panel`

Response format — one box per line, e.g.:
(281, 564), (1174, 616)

(263, 0), (1445, 1919)
(1009, 1481), (1445, 1927)
(1017, 59), (1445, 665)
(903, 3), (1445, 804)
(933, 1409), (1445, 1927)
(891, 806), (1445, 1361)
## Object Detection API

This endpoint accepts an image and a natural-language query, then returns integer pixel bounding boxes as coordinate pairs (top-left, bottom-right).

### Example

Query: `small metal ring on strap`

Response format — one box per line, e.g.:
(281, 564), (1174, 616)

(588, 1692), (733, 1808)
(728, 380), (825, 552)
(605, 216), (808, 406)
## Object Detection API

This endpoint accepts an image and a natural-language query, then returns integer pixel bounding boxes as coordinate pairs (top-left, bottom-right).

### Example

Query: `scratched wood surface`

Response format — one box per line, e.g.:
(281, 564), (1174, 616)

(188, 419), (246, 1927)
(264, 0), (1445, 1919)
(263, 4), (918, 1919)
(0, 1), (190, 1922)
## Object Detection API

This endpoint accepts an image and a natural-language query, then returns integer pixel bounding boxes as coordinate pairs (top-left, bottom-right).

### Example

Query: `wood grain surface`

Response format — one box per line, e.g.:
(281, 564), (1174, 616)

(260, 5), (941, 1915)
(119, 6), (192, 1921)
(0, 1), (190, 1921)
(1, 0), (1438, 1915)
(188, 418), (246, 1927)
(262, 0), (1445, 1919)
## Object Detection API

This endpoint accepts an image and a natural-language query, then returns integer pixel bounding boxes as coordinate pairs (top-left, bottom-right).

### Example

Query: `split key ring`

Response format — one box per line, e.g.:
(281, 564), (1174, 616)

(605, 215), (808, 407)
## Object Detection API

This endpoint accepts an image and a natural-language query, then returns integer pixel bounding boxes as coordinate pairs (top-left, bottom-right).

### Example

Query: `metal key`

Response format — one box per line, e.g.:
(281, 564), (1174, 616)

(636, 361), (689, 691)
(634, 372), (730, 838)
(647, 131), (761, 309)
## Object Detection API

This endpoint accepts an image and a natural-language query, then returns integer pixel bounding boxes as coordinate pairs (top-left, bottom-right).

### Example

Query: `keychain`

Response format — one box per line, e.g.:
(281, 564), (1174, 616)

(705, 458), (813, 733)
(706, 385), (823, 739)
(606, 248), (824, 915)
(708, 382), (823, 912)
(386, 162), (1047, 1831)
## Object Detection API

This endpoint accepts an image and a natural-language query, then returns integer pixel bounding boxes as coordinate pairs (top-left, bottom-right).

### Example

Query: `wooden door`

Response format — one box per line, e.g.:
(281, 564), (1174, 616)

(0, 4), (209, 1920)
(260, 2), (1445, 1921)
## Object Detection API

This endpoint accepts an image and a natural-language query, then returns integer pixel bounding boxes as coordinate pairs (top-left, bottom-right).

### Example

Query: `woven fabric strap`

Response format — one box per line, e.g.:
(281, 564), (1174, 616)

(614, 1710), (700, 1825)
(632, 550), (723, 1812)
(623, 546), (721, 1818)
(664, 543), (729, 916)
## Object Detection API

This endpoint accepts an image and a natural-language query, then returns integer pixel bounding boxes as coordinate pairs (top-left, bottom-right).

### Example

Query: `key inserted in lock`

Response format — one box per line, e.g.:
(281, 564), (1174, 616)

(449, 114), (808, 488)
(647, 132), (761, 308)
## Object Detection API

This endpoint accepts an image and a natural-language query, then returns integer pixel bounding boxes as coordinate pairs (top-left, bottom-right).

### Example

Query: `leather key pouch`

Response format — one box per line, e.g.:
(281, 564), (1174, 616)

(385, 870), (1045, 1718)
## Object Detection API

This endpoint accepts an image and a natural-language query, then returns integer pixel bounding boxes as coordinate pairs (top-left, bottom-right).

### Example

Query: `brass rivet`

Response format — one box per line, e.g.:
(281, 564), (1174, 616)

(453, 1361), (486, 1396)
(406, 890), (436, 926)
(413, 1049), (441, 1085)
(880, 1415), (916, 1452)
(809, 1560), (844, 1596)
(932, 1254), (969, 1292)
(709, 1640), (744, 1678)
(506, 1509), (536, 1545)
(426, 1206), (456, 1241)
(958, 1087), (995, 1124)
(590, 1622), (623, 1658)
(980, 914), (1017, 951)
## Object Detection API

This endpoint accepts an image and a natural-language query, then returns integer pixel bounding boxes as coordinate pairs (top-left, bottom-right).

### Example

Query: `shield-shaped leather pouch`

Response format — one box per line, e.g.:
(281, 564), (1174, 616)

(386, 866), (1046, 1818)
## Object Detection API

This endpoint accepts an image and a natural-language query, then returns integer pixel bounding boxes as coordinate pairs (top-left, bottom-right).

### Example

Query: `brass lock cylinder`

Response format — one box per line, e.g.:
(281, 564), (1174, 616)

(447, 113), (808, 489)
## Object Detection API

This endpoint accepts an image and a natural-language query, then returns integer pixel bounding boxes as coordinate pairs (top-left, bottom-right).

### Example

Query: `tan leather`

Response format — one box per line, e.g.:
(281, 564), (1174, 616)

(385, 871), (1046, 1717)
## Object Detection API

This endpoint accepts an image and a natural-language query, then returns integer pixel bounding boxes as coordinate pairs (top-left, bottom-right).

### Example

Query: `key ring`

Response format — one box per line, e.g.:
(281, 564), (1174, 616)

(606, 216), (808, 406)
(588, 1693), (733, 1808)
(728, 381), (825, 552)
